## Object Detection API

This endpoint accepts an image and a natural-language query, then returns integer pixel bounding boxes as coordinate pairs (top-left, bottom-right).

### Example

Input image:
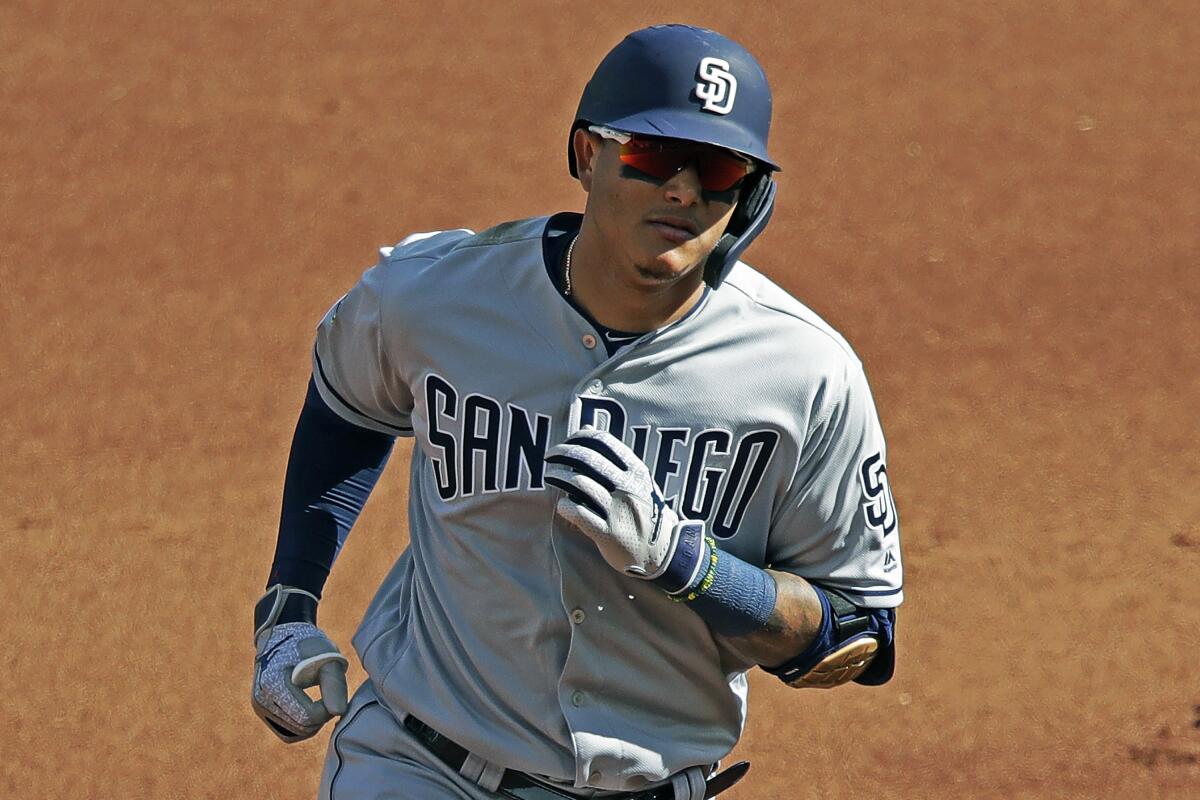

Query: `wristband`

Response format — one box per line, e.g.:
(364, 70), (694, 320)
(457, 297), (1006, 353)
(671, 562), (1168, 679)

(685, 545), (777, 637)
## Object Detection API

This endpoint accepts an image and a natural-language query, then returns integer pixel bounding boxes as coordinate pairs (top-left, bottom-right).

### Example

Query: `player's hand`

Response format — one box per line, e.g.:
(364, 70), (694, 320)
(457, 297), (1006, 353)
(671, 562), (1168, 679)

(251, 585), (350, 743)
(545, 427), (702, 586)
(251, 620), (349, 743)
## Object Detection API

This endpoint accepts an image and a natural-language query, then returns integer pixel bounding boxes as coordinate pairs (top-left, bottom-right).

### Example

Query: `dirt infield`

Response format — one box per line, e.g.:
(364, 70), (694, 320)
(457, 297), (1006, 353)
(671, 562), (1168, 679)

(3, 2), (1198, 798)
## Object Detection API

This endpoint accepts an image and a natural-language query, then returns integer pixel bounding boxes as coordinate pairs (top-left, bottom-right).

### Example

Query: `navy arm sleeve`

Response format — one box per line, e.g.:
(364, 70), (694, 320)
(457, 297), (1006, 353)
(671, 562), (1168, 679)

(266, 376), (396, 611)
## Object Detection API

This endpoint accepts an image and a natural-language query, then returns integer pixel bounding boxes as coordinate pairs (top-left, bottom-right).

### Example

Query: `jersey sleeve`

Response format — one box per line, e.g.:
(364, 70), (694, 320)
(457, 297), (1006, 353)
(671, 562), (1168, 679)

(767, 361), (904, 608)
(311, 258), (415, 437)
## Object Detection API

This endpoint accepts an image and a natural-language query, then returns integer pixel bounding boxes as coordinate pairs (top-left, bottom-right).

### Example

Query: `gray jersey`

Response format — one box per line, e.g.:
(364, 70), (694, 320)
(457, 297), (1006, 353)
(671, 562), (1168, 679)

(311, 216), (903, 792)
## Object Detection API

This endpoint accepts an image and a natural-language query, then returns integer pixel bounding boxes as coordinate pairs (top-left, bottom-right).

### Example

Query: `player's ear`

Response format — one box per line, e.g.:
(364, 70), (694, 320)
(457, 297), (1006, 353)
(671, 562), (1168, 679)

(572, 128), (601, 193)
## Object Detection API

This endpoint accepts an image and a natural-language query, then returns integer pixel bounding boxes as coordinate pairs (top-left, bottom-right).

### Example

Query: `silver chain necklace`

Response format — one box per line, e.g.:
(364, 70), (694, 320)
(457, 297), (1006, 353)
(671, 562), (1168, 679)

(563, 234), (578, 296)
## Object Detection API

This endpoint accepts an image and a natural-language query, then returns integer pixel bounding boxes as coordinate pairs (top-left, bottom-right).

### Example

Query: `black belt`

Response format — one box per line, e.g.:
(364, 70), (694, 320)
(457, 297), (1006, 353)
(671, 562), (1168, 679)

(402, 714), (748, 800)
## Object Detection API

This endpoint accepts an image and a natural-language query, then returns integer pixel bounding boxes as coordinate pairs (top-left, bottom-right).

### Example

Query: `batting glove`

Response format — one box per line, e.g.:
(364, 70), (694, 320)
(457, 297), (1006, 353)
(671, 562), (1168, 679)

(544, 428), (707, 594)
(251, 585), (349, 743)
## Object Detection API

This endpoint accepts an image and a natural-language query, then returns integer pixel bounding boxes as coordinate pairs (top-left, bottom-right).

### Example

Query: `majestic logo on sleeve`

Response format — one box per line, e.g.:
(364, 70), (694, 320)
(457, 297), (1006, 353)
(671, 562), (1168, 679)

(695, 57), (738, 115)
(859, 453), (898, 535)
(421, 374), (778, 539)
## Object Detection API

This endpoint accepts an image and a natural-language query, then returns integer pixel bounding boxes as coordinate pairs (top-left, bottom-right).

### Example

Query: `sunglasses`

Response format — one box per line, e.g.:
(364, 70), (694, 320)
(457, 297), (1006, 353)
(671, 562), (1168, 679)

(589, 125), (755, 193)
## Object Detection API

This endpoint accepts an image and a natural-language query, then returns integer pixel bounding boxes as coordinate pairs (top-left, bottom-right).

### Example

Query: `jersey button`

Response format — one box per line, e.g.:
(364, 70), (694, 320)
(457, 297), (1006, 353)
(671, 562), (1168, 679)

(582, 334), (597, 350)
(570, 690), (585, 707)
(587, 380), (603, 394)
(570, 608), (586, 624)
(589, 770), (603, 783)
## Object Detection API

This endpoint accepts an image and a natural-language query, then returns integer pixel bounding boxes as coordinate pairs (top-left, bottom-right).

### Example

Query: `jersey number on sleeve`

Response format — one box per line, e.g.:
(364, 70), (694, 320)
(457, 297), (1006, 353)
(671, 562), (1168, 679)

(859, 453), (897, 535)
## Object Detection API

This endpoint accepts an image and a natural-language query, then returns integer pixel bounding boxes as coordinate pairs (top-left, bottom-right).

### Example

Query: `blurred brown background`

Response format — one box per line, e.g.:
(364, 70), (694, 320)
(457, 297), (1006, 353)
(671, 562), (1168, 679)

(2, 1), (1197, 798)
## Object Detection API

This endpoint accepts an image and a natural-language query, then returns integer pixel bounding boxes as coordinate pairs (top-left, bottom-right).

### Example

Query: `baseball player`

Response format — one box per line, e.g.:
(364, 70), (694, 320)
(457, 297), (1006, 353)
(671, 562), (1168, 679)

(251, 24), (903, 800)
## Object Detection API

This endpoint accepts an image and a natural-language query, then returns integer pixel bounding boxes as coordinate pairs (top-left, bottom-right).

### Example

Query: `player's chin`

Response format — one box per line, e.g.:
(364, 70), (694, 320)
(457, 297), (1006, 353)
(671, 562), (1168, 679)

(642, 239), (711, 280)
(634, 252), (704, 286)
(633, 261), (682, 284)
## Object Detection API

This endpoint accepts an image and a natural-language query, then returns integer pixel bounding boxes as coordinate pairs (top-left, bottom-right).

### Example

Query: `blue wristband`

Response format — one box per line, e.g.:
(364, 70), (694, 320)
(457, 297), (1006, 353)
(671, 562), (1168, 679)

(687, 546), (777, 637)
(654, 522), (778, 637)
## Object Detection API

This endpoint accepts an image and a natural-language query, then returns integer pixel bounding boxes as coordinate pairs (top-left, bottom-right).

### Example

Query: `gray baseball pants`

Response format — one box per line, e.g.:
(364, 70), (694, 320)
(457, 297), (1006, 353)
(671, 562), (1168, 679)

(318, 680), (709, 800)
(319, 679), (499, 800)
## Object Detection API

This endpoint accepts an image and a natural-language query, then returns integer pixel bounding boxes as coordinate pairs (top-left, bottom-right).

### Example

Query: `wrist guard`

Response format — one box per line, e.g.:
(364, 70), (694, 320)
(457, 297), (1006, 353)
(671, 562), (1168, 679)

(765, 585), (891, 689)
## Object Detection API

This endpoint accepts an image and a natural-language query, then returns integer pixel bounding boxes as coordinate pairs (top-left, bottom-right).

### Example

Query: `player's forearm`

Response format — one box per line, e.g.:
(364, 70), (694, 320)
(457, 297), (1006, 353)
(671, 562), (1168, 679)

(267, 376), (395, 604)
(712, 569), (825, 668)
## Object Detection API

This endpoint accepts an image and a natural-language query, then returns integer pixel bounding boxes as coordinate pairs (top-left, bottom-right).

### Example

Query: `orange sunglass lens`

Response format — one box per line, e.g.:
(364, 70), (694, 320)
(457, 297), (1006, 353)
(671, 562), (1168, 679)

(619, 140), (751, 192)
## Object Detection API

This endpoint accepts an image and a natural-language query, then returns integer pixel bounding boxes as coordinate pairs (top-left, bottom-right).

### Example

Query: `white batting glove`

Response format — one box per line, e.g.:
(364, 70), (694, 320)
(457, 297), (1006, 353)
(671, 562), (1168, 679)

(251, 586), (349, 743)
(544, 428), (707, 592)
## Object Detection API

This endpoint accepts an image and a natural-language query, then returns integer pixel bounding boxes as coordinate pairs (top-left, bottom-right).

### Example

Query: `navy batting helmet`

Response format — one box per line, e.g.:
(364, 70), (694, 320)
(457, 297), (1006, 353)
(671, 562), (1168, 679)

(568, 24), (781, 287)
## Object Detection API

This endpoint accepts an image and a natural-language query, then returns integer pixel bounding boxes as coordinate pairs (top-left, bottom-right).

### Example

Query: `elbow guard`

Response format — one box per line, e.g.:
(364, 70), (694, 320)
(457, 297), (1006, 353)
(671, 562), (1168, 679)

(764, 585), (896, 689)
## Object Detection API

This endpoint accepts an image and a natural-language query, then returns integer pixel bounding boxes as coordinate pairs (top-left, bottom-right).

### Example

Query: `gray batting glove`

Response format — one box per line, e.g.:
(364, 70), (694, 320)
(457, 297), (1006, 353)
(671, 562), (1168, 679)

(544, 428), (705, 591)
(251, 586), (349, 743)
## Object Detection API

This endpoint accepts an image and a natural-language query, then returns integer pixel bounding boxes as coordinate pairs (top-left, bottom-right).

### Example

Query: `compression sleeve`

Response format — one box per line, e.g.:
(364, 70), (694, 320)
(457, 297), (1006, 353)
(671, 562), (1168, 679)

(266, 376), (396, 608)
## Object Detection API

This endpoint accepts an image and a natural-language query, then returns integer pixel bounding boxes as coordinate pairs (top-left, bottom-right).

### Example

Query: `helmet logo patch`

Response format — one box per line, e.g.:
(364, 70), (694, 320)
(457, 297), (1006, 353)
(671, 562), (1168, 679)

(695, 57), (738, 115)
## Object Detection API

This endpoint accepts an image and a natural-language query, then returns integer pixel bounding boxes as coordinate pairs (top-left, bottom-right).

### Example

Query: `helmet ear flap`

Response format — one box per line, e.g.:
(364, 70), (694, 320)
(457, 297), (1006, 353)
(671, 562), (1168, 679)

(702, 171), (776, 288)
(735, 170), (774, 226)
